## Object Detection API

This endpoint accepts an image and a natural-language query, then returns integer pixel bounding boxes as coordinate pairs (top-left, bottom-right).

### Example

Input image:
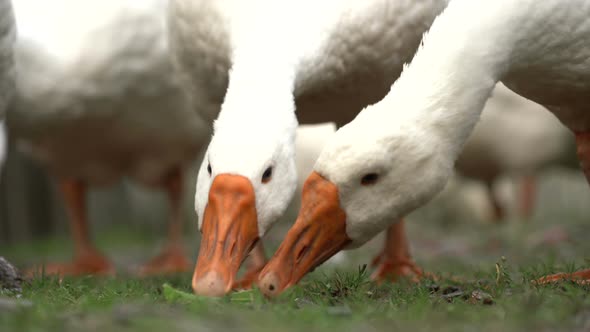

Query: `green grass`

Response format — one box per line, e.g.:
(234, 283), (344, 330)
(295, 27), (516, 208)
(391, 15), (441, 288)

(1, 260), (589, 332)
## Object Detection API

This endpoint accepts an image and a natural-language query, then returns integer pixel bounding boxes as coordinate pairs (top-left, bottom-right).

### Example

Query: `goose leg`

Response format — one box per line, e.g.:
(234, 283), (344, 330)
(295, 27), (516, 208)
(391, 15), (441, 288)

(486, 180), (505, 222)
(535, 132), (590, 284)
(31, 179), (114, 277)
(138, 169), (191, 276)
(518, 175), (536, 220)
(371, 219), (424, 282)
(577, 132), (590, 185)
(232, 241), (266, 290)
(535, 270), (590, 285)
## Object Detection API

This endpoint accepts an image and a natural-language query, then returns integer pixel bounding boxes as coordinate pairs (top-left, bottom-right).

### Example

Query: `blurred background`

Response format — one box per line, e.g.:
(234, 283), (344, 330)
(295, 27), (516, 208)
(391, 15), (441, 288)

(0, 0), (589, 277)
(0, 147), (201, 246)
(2, 139), (589, 273)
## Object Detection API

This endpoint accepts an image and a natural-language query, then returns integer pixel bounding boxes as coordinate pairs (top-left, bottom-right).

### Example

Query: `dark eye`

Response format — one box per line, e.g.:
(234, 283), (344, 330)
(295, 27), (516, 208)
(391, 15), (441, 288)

(262, 166), (273, 183)
(360, 173), (379, 186)
(207, 163), (212, 176)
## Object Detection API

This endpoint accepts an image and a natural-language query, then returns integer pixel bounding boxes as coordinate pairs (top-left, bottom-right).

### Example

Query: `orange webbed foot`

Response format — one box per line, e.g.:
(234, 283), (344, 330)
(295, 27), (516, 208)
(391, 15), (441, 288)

(137, 246), (191, 276)
(534, 268), (590, 285)
(370, 252), (425, 283)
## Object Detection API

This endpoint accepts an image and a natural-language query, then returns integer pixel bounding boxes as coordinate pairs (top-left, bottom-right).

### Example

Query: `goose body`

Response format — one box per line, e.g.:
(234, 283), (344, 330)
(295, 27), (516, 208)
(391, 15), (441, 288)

(260, 0), (590, 295)
(457, 83), (576, 219)
(9, 0), (209, 276)
(169, 0), (450, 295)
(0, 0), (15, 170)
(11, 0), (208, 186)
(459, 84), (574, 183)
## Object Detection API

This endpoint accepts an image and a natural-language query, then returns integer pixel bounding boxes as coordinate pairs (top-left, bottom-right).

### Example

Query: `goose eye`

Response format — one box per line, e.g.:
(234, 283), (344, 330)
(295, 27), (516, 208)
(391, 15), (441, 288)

(262, 166), (273, 183)
(207, 163), (212, 176)
(360, 173), (379, 186)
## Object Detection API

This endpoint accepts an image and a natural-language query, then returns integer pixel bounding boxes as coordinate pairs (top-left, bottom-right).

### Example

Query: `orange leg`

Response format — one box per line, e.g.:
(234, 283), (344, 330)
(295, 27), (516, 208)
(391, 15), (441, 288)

(535, 132), (590, 284)
(138, 169), (191, 276)
(518, 175), (536, 221)
(371, 219), (425, 282)
(30, 180), (114, 277)
(577, 132), (590, 185)
(486, 181), (505, 222)
(535, 269), (590, 285)
(232, 241), (266, 290)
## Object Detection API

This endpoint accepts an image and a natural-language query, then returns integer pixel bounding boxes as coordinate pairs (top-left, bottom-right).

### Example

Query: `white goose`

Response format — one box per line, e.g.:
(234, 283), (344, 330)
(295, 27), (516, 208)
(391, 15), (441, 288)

(294, 123), (337, 202)
(205, 122), (338, 290)
(169, 0), (450, 296)
(259, 0), (590, 295)
(457, 83), (576, 221)
(0, 0), (15, 171)
(9, 0), (209, 276)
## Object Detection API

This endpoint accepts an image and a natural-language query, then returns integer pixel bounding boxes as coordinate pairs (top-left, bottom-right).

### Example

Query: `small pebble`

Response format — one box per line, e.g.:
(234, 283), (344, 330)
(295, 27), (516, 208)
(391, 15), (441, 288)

(441, 290), (464, 302)
(427, 284), (440, 293)
(441, 286), (461, 295)
(294, 297), (315, 309)
(471, 290), (492, 301)
(471, 290), (494, 305)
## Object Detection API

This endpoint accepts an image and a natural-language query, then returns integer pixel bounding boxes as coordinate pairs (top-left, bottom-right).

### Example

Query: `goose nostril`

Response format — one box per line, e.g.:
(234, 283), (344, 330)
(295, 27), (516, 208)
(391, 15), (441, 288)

(259, 272), (281, 297)
(296, 245), (310, 262)
(247, 238), (260, 254)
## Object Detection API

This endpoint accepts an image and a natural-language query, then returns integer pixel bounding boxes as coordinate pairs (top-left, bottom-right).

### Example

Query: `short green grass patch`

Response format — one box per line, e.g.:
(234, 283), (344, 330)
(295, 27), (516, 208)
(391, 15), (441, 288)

(1, 260), (589, 332)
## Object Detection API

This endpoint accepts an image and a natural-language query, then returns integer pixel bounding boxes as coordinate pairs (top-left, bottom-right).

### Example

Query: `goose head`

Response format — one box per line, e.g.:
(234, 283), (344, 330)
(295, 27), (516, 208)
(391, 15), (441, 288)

(258, 107), (454, 296)
(191, 98), (299, 296)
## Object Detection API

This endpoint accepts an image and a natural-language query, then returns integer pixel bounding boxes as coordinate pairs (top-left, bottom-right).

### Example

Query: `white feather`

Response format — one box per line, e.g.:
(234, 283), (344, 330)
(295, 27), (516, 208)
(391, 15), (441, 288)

(9, 0), (209, 186)
(315, 0), (590, 245)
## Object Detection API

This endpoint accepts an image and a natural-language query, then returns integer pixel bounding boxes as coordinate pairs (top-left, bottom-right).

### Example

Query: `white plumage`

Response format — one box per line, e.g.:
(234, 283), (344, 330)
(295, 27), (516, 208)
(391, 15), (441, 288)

(10, 0), (208, 186)
(169, 0), (450, 296)
(458, 83), (574, 183)
(7, 0), (210, 277)
(456, 83), (576, 219)
(171, 0), (449, 236)
(259, 0), (590, 295)
(295, 123), (337, 193)
(312, 0), (590, 245)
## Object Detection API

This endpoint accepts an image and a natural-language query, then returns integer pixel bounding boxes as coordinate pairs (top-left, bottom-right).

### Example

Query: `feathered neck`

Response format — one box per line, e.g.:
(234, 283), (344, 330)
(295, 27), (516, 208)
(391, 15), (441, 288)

(214, 25), (304, 136)
(214, 60), (297, 138)
(365, 0), (523, 162)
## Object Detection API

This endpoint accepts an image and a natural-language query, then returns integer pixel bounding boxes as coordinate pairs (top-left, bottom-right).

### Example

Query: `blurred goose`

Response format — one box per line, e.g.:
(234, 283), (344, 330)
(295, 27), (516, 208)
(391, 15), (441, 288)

(0, 0), (15, 171)
(457, 83), (577, 221)
(259, 0), (590, 295)
(294, 123), (337, 197)
(9, 0), (209, 276)
(169, 0), (450, 296)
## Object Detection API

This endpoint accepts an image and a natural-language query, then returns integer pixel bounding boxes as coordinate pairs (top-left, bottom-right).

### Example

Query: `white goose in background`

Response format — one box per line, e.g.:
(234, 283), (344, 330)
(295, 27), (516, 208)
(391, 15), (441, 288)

(0, 0), (15, 172)
(259, 0), (590, 296)
(457, 83), (577, 221)
(169, 0), (450, 296)
(294, 123), (337, 200)
(8, 0), (209, 276)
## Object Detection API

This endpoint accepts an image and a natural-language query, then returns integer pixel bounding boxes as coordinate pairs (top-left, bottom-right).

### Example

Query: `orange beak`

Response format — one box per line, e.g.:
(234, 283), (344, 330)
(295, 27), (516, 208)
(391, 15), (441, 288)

(258, 172), (351, 297)
(192, 174), (260, 297)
